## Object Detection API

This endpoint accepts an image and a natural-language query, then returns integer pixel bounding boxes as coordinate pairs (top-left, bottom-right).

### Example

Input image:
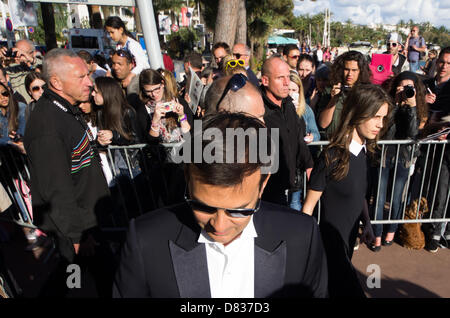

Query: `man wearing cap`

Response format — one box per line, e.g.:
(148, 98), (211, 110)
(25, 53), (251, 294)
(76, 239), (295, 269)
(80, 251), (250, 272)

(384, 32), (409, 76)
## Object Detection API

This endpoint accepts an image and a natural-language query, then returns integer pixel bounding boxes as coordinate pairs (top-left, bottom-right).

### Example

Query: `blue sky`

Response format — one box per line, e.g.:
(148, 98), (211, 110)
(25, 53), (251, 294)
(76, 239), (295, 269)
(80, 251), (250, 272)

(293, 0), (450, 29)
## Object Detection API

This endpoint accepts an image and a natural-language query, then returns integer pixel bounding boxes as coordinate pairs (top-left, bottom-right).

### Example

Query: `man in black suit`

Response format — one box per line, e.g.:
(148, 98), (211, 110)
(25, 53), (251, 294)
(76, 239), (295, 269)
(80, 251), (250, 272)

(232, 43), (260, 87)
(113, 112), (328, 298)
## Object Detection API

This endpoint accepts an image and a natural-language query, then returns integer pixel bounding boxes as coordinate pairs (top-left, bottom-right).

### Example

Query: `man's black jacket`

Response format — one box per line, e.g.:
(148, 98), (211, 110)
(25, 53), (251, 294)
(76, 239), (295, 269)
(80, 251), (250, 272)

(24, 89), (111, 261)
(261, 88), (313, 202)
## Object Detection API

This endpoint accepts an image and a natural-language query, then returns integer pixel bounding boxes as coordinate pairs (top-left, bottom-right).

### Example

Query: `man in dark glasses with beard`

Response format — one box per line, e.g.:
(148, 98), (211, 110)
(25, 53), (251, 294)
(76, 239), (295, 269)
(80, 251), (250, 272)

(113, 112), (328, 298)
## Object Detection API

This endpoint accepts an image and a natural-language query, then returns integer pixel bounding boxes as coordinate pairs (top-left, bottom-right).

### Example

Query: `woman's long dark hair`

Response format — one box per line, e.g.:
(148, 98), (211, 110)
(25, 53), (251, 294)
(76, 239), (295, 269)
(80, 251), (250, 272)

(329, 50), (372, 86)
(388, 71), (428, 125)
(94, 77), (133, 140)
(325, 84), (393, 181)
(104, 16), (136, 40)
(0, 82), (19, 134)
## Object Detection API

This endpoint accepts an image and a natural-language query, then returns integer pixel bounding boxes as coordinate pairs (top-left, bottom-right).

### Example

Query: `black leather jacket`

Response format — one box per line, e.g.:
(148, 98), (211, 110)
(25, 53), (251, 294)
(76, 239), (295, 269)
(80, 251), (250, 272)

(380, 104), (420, 168)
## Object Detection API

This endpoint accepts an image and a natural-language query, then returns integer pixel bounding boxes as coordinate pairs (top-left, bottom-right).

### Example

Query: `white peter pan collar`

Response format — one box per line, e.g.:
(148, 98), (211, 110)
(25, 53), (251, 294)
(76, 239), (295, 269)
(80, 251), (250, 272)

(349, 139), (367, 156)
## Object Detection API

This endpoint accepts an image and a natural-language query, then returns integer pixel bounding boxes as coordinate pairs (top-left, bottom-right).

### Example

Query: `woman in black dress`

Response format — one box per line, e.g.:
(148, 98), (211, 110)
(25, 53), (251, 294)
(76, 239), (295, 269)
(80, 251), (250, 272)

(302, 84), (392, 297)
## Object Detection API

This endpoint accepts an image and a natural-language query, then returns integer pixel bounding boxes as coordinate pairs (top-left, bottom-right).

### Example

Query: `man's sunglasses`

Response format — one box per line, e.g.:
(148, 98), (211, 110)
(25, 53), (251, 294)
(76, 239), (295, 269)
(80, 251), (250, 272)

(233, 53), (247, 59)
(215, 73), (248, 109)
(114, 49), (134, 61)
(387, 42), (398, 47)
(289, 55), (300, 59)
(185, 189), (261, 218)
(226, 59), (245, 70)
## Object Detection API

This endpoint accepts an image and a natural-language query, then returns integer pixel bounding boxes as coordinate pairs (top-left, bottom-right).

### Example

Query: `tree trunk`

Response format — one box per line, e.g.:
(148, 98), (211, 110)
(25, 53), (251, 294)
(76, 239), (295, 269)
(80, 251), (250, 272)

(102, 6), (113, 20)
(88, 5), (103, 29)
(134, 7), (143, 33)
(41, 3), (57, 50)
(214, 0), (239, 46)
(235, 0), (246, 44)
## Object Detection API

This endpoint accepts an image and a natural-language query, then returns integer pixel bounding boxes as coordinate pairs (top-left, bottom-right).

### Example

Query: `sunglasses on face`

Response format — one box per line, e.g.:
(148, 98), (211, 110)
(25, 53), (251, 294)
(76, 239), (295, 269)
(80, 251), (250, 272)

(387, 42), (398, 47)
(226, 59), (245, 69)
(0, 90), (9, 97)
(185, 189), (261, 218)
(215, 73), (248, 109)
(31, 85), (44, 92)
(289, 55), (300, 59)
(233, 53), (247, 59)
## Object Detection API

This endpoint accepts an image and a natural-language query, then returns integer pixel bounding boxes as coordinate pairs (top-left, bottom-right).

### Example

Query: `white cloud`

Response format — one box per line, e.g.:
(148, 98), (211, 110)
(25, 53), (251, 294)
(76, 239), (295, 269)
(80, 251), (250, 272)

(293, 0), (449, 28)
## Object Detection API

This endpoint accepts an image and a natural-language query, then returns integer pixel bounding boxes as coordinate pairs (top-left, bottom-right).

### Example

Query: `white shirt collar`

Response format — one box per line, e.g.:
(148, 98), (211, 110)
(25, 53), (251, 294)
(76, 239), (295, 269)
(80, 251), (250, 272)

(198, 215), (257, 245)
(349, 139), (367, 156)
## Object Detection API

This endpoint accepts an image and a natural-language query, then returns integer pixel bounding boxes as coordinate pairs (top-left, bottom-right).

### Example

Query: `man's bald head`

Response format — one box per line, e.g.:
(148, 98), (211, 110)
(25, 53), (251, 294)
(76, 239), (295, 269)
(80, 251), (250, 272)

(204, 75), (265, 122)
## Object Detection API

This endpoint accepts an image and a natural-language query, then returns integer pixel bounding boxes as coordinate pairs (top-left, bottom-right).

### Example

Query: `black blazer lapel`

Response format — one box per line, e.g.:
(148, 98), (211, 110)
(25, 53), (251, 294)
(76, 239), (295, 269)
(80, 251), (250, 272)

(254, 241), (287, 298)
(253, 205), (287, 298)
(169, 219), (211, 298)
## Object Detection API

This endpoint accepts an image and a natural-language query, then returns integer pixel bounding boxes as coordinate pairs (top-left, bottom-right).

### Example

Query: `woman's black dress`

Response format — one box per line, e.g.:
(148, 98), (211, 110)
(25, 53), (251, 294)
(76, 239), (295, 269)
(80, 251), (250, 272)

(309, 146), (367, 298)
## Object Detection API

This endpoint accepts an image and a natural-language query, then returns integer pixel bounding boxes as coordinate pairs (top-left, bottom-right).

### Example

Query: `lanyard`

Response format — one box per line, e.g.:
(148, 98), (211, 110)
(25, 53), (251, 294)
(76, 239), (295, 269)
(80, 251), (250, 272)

(52, 99), (99, 157)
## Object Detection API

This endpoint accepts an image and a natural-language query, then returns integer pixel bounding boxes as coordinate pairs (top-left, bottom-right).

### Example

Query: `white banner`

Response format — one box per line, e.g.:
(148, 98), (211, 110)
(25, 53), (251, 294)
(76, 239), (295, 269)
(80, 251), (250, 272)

(8, 0), (38, 27)
(158, 14), (171, 35)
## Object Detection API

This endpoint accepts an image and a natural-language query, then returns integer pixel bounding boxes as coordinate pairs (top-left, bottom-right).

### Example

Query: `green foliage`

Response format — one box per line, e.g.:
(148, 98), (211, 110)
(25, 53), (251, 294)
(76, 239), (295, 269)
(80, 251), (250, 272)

(167, 26), (200, 58)
(288, 13), (450, 48)
(29, 4), (70, 46)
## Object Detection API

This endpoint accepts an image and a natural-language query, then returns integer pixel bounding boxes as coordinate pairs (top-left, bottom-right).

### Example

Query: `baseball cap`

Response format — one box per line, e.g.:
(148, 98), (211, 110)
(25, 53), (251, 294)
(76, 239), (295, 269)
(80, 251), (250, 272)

(386, 32), (402, 44)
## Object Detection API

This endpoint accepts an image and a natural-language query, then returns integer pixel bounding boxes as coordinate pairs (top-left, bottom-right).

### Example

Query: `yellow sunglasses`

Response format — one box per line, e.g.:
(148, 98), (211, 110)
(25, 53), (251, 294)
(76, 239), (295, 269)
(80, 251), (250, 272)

(225, 59), (245, 70)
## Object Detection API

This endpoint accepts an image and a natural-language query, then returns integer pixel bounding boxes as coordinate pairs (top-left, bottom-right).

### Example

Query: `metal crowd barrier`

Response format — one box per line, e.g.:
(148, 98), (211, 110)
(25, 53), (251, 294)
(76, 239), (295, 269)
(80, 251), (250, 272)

(0, 146), (35, 229)
(305, 140), (450, 225)
(0, 140), (449, 231)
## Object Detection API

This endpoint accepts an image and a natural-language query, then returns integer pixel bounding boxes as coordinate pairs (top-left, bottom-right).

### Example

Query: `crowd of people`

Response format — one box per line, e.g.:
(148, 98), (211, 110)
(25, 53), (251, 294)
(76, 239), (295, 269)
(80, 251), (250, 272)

(0, 17), (449, 298)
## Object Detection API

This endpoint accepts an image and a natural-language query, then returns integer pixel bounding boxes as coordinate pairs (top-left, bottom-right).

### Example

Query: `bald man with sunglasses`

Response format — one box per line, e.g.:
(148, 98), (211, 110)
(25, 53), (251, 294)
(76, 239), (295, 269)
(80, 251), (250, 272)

(113, 112), (328, 298)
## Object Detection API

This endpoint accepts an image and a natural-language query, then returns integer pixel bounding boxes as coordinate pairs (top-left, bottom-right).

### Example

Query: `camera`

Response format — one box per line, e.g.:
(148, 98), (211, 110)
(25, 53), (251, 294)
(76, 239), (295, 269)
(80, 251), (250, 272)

(402, 85), (415, 99)
(4, 48), (17, 58)
(341, 85), (351, 95)
(13, 134), (22, 142)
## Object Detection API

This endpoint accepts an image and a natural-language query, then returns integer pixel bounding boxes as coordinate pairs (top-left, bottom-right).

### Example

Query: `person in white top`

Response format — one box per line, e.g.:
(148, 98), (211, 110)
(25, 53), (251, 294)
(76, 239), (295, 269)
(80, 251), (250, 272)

(104, 16), (150, 87)
(315, 43), (323, 65)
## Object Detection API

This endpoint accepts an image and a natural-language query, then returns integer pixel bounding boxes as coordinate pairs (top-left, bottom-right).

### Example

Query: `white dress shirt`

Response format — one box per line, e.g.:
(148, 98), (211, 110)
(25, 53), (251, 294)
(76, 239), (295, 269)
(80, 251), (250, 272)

(198, 215), (257, 298)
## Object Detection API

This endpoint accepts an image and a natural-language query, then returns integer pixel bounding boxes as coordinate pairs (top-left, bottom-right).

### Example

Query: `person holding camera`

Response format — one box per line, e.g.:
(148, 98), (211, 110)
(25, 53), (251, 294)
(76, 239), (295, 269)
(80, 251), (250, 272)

(369, 71), (428, 252)
(138, 69), (192, 144)
(317, 51), (372, 139)
(1, 39), (42, 105)
(0, 81), (26, 152)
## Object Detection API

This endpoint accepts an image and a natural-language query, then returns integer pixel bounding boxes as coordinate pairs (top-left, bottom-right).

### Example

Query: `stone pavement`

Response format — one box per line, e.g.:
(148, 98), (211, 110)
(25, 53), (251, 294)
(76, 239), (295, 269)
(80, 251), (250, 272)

(353, 240), (450, 298)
